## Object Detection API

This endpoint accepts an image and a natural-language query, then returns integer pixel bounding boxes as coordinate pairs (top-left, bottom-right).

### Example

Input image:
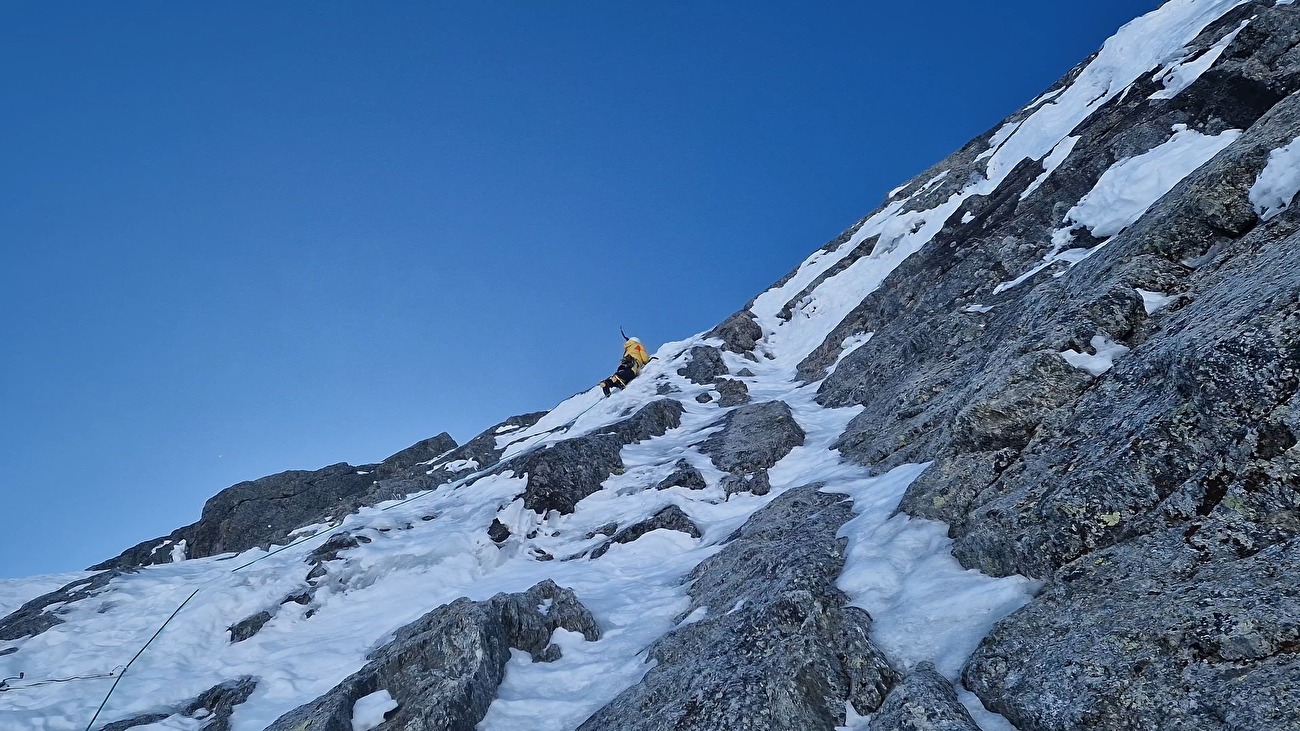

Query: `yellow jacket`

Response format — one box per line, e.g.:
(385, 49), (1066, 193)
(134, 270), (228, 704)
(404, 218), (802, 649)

(624, 339), (651, 373)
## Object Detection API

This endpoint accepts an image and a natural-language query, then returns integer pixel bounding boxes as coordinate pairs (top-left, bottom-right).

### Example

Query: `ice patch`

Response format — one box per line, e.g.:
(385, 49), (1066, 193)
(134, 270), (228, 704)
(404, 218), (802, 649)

(1249, 135), (1300, 221)
(1151, 19), (1250, 100)
(1060, 335), (1131, 376)
(351, 689), (398, 731)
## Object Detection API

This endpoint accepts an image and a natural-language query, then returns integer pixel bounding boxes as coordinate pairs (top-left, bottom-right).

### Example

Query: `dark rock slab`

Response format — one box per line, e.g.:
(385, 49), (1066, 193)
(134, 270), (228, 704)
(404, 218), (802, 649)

(228, 611), (272, 643)
(589, 506), (702, 559)
(677, 345), (728, 384)
(577, 485), (896, 730)
(869, 662), (980, 731)
(264, 580), (600, 731)
(700, 400), (805, 473)
(378, 432), (458, 472)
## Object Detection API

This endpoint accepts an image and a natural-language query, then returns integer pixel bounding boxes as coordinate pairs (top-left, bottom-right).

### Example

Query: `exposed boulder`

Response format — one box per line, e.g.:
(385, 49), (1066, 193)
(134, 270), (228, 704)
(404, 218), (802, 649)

(589, 505), (702, 559)
(706, 311), (764, 354)
(720, 469), (771, 498)
(714, 378), (750, 407)
(676, 345), (728, 384)
(700, 400), (805, 474)
(264, 580), (600, 731)
(654, 460), (708, 491)
(577, 486), (895, 730)
(228, 611), (272, 643)
(869, 662), (980, 731)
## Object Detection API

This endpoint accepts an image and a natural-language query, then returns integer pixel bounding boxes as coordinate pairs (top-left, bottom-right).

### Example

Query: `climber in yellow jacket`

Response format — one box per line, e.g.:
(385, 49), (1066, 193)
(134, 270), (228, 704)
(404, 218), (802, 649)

(600, 332), (652, 396)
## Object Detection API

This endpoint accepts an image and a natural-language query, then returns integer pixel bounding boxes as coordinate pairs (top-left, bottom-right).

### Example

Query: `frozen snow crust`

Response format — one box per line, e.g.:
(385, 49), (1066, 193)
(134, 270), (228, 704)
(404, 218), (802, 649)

(4, 2), (1300, 730)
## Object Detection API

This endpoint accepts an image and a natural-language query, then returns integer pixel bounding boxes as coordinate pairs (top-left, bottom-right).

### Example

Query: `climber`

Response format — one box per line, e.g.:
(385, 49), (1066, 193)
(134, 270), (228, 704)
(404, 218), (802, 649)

(600, 331), (652, 397)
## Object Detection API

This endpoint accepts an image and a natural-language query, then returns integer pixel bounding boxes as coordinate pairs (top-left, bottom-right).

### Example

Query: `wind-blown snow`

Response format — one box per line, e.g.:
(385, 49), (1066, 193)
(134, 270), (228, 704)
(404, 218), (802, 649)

(1249, 135), (1300, 220)
(1151, 19), (1249, 100)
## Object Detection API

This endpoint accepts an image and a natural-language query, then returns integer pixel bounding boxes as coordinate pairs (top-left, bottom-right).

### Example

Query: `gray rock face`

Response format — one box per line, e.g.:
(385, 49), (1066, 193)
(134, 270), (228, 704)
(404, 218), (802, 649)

(713, 378), (750, 407)
(706, 311), (764, 354)
(677, 345), (729, 384)
(589, 505), (701, 559)
(869, 662), (980, 731)
(758, 4), (1300, 727)
(964, 533), (1300, 731)
(577, 486), (896, 730)
(700, 400), (805, 474)
(516, 400), (684, 515)
(265, 580), (600, 731)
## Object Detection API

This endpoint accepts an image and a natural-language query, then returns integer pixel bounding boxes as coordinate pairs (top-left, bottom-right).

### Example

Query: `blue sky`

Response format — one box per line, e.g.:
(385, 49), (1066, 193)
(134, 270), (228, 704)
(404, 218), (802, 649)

(0, 1), (1154, 578)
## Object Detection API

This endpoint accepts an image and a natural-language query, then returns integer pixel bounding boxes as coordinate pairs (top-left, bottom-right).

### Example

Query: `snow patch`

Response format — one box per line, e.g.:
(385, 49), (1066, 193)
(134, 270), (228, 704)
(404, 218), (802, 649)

(351, 689), (398, 731)
(1067, 124), (1241, 237)
(1249, 135), (1300, 220)
(170, 539), (187, 564)
(1136, 288), (1178, 314)
(1060, 335), (1131, 376)
(443, 459), (480, 474)
(828, 464), (1040, 679)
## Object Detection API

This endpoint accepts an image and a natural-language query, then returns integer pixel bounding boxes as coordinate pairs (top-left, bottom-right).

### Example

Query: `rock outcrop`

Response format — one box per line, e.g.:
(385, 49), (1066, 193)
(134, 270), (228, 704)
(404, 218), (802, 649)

(577, 486), (895, 730)
(516, 399), (685, 514)
(264, 580), (600, 731)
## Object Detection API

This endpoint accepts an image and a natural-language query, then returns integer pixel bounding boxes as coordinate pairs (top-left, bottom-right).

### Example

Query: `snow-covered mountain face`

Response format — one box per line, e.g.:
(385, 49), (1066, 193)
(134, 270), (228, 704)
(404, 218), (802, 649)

(4, 1), (1299, 729)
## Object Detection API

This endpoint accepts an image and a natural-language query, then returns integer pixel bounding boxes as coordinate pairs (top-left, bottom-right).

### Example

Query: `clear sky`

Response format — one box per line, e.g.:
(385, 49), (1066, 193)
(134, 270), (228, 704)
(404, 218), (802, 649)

(0, 1), (1155, 578)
